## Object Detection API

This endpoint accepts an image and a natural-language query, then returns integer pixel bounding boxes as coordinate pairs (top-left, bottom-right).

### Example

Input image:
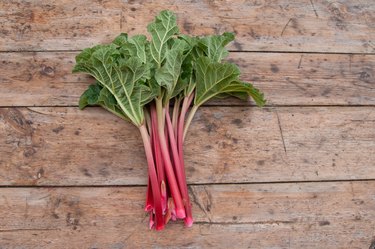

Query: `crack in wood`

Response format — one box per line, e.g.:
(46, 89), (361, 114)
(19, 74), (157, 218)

(350, 182), (355, 199)
(298, 54), (303, 69)
(26, 107), (49, 116)
(286, 77), (308, 92)
(123, 216), (147, 244)
(120, 11), (123, 30)
(189, 185), (212, 222)
(276, 111), (287, 154)
(309, 0), (319, 18)
(280, 18), (292, 36)
(203, 186), (213, 212)
(24, 197), (29, 218)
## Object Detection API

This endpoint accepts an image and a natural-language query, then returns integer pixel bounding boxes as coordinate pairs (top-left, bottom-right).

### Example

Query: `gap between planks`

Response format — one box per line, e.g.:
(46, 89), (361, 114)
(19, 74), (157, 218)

(1, 105), (375, 108)
(1, 50), (375, 55)
(1, 178), (375, 188)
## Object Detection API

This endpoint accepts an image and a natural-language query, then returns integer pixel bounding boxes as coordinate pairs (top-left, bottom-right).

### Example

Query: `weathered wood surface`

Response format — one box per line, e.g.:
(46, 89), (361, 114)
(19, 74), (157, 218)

(1, 0), (374, 53)
(0, 182), (374, 248)
(1, 106), (374, 186)
(2, 1), (375, 248)
(1, 52), (374, 107)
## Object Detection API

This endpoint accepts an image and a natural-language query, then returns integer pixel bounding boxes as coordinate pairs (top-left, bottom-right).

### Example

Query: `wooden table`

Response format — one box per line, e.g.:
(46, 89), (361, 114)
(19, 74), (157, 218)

(1, 1), (374, 248)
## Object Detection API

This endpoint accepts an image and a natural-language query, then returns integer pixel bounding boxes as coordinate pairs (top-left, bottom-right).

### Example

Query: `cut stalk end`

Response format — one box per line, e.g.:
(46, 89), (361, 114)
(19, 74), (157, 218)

(175, 208), (186, 219)
(155, 223), (165, 231)
(184, 216), (194, 227)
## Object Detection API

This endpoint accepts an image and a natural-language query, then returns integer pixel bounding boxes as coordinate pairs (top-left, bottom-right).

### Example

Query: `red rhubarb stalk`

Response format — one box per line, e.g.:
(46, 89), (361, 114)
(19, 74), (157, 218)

(139, 124), (164, 230)
(176, 93), (195, 226)
(156, 98), (186, 219)
(151, 104), (167, 213)
(166, 109), (193, 226)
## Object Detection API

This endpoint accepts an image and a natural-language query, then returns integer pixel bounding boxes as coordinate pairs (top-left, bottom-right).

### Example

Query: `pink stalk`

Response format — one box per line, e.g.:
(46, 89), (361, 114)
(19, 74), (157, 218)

(172, 98), (181, 140)
(145, 177), (153, 212)
(176, 93), (195, 227)
(145, 121), (153, 213)
(166, 110), (181, 174)
(149, 211), (154, 229)
(151, 104), (167, 213)
(139, 124), (164, 230)
(156, 98), (186, 219)
(165, 109), (193, 225)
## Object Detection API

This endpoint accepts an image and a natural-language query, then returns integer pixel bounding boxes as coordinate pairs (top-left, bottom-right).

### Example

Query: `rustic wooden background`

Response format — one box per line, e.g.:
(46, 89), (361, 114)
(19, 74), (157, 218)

(1, 1), (374, 248)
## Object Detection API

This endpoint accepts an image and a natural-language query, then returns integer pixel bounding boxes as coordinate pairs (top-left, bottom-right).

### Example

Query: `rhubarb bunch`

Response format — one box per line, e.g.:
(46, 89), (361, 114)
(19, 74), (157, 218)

(73, 10), (265, 230)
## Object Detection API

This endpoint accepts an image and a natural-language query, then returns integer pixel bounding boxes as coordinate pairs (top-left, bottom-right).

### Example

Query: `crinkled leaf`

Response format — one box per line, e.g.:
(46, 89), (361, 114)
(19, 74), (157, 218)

(214, 92), (249, 101)
(113, 34), (148, 63)
(79, 83), (130, 121)
(179, 34), (198, 47)
(181, 57), (195, 96)
(197, 32), (235, 62)
(139, 83), (157, 106)
(79, 83), (102, 109)
(147, 77), (162, 99)
(171, 77), (188, 99)
(194, 57), (240, 106)
(128, 35), (148, 63)
(73, 45), (154, 126)
(170, 38), (191, 53)
(224, 80), (266, 106)
(220, 80), (266, 107)
(155, 39), (189, 102)
(226, 92), (249, 101)
(126, 35), (149, 63)
(147, 10), (179, 67)
(112, 33), (128, 47)
(177, 35), (200, 96)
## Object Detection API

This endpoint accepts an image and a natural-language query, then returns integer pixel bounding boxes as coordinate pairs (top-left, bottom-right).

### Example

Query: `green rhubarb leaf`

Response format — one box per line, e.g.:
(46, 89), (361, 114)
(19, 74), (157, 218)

(128, 35), (148, 63)
(147, 10), (179, 67)
(214, 92), (249, 101)
(197, 32), (235, 62)
(79, 83), (130, 121)
(79, 83), (102, 109)
(223, 80), (266, 107)
(178, 35), (201, 96)
(219, 80), (266, 107)
(73, 44), (155, 126)
(154, 39), (190, 102)
(112, 33), (128, 47)
(194, 57), (240, 106)
(155, 48), (183, 94)
(113, 33), (149, 63)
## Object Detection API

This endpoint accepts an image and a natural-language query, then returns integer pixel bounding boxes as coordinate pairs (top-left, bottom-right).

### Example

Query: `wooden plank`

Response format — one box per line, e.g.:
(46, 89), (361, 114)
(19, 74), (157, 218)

(1, 0), (374, 53)
(0, 181), (374, 248)
(1, 52), (374, 107)
(0, 0), (122, 51)
(0, 106), (374, 186)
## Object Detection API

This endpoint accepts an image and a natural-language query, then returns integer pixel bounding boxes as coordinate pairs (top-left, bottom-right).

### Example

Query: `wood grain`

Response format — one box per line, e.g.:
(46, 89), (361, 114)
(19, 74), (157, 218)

(0, 182), (374, 248)
(0, 0), (122, 51)
(1, 0), (374, 53)
(1, 106), (374, 186)
(2, 1), (375, 248)
(1, 52), (374, 107)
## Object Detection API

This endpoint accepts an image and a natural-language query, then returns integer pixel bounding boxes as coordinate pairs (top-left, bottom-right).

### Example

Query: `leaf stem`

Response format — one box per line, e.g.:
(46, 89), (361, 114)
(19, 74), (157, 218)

(166, 108), (193, 226)
(176, 93), (195, 227)
(144, 108), (152, 136)
(156, 97), (186, 219)
(151, 104), (167, 212)
(139, 124), (164, 230)
(172, 97), (181, 139)
(183, 105), (198, 141)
